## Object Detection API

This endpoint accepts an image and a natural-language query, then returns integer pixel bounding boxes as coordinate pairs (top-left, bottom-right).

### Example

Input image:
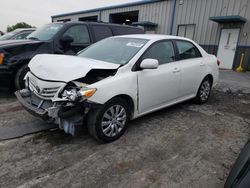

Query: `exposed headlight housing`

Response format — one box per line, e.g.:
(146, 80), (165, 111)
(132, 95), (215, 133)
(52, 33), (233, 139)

(62, 88), (97, 102)
(63, 89), (79, 101)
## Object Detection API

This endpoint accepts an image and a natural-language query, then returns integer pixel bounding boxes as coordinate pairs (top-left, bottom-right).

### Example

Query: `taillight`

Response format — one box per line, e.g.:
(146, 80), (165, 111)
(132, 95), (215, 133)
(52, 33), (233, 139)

(217, 59), (220, 66)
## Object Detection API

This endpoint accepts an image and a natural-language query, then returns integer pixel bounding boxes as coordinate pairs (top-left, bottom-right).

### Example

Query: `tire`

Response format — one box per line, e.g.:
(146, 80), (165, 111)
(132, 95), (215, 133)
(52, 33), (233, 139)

(87, 98), (130, 143)
(194, 77), (212, 104)
(14, 64), (29, 90)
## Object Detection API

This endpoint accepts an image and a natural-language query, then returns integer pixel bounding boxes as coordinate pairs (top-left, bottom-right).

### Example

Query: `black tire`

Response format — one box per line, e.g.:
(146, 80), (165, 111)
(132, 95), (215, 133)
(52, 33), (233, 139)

(87, 97), (130, 143)
(194, 77), (212, 104)
(14, 64), (29, 90)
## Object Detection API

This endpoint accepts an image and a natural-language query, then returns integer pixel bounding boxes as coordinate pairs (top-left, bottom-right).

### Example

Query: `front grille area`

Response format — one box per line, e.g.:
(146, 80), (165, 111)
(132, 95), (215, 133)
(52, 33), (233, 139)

(27, 72), (65, 100)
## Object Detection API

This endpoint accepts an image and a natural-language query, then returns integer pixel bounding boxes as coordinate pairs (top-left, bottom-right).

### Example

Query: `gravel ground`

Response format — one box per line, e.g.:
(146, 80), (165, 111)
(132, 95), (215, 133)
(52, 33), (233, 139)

(0, 72), (249, 188)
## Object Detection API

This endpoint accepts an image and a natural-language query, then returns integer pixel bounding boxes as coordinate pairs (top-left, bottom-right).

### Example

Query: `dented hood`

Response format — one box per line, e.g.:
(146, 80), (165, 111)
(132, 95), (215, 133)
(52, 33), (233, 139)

(29, 54), (120, 82)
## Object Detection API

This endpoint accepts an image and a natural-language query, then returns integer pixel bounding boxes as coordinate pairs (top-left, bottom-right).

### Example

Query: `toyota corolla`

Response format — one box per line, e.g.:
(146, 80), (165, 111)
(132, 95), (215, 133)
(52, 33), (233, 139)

(15, 35), (219, 142)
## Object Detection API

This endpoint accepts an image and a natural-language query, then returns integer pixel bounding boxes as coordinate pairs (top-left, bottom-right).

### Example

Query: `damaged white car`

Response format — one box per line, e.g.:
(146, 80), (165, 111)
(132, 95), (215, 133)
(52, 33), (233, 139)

(15, 35), (219, 142)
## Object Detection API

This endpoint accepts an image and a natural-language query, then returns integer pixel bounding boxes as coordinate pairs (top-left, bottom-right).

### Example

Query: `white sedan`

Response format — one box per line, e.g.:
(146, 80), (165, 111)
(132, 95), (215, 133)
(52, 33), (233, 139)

(16, 34), (219, 142)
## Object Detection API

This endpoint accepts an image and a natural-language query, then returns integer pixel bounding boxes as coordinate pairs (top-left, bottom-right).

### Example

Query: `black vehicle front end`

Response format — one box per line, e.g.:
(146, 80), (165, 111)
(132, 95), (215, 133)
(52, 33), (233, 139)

(0, 23), (67, 89)
(0, 40), (53, 89)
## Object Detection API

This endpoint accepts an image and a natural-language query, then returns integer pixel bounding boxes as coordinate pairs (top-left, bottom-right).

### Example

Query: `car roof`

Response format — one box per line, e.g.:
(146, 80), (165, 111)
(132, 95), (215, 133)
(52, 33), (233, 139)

(115, 34), (193, 42)
(15, 28), (36, 31)
(54, 21), (142, 29)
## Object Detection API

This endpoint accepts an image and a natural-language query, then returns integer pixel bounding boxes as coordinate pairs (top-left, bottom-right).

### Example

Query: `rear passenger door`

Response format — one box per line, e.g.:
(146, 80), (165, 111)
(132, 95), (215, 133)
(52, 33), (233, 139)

(174, 40), (205, 98)
(62, 24), (91, 54)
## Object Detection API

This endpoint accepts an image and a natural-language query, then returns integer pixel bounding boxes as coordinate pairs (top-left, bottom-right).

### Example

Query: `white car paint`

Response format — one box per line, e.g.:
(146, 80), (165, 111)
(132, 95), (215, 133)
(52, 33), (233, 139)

(87, 35), (219, 119)
(24, 34), (219, 120)
(29, 54), (119, 82)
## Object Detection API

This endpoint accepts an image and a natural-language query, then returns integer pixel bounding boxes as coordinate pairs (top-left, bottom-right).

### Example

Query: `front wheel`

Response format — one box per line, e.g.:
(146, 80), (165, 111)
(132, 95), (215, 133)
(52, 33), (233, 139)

(87, 98), (130, 143)
(14, 64), (29, 90)
(194, 77), (212, 104)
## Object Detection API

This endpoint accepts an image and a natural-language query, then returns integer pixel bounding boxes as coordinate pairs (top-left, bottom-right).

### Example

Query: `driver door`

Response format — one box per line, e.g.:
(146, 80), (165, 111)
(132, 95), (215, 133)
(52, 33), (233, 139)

(137, 40), (181, 114)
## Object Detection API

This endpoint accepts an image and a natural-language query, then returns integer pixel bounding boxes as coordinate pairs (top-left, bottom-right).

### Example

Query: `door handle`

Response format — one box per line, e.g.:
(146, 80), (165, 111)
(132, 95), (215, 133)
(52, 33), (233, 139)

(200, 62), (205, 67)
(172, 67), (180, 73)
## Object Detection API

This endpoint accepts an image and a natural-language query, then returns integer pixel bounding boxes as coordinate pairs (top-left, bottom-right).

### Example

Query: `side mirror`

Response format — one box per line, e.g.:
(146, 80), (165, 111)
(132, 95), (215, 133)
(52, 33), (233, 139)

(140, 59), (159, 69)
(60, 35), (74, 44)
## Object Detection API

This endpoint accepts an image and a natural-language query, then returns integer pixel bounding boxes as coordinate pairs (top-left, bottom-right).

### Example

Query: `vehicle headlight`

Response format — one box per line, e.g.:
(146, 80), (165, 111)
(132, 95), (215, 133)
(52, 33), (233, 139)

(0, 53), (4, 65)
(78, 88), (97, 98)
(62, 88), (97, 102)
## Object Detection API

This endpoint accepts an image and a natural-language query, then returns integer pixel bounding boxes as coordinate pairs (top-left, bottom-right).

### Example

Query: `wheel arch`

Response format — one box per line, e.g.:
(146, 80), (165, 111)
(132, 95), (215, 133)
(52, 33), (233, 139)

(204, 74), (213, 85)
(13, 59), (31, 77)
(12, 59), (31, 90)
(108, 94), (135, 120)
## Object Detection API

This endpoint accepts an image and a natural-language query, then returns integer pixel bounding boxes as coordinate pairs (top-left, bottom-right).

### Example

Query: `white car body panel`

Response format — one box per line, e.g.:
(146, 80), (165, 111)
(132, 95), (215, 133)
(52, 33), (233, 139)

(137, 62), (181, 113)
(29, 54), (119, 82)
(26, 34), (219, 120)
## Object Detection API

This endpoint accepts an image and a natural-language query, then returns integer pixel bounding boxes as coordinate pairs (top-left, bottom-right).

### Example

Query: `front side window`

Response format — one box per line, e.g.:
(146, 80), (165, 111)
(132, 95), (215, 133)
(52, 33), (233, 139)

(78, 37), (148, 65)
(27, 23), (63, 41)
(63, 25), (90, 43)
(176, 40), (201, 60)
(142, 41), (175, 65)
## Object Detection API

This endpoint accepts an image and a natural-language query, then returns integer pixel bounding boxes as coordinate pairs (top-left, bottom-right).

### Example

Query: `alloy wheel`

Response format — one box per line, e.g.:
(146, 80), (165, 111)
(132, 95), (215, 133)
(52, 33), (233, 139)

(101, 105), (127, 137)
(200, 81), (210, 101)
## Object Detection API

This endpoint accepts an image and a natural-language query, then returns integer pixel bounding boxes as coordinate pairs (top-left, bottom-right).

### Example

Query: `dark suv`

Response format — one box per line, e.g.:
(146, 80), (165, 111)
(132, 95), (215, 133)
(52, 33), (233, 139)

(0, 22), (143, 89)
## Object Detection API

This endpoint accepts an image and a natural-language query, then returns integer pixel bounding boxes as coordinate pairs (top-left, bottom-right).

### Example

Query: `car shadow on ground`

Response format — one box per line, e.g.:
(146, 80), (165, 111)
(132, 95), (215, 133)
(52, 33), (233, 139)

(31, 98), (197, 146)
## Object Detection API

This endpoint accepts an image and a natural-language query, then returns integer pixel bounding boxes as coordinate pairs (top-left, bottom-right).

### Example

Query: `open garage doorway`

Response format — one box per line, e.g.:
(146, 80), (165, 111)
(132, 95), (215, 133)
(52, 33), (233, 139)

(110, 11), (139, 25)
(79, 16), (98, 22)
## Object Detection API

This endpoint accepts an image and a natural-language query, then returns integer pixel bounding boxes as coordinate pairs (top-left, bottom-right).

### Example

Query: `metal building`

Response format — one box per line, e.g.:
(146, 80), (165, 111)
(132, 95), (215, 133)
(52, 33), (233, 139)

(51, 0), (250, 71)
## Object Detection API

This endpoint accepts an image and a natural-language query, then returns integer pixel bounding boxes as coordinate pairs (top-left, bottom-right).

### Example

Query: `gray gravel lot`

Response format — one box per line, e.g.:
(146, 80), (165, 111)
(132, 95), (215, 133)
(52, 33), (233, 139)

(0, 70), (249, 188)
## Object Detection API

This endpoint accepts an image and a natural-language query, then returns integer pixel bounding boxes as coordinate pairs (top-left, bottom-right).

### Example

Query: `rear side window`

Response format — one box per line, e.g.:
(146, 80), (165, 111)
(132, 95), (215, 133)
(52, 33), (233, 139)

(142, 41), (175, 65)
(63, 25), (90, 43)
(92, 25), (113, 41)
(112, 27), (143, 35)
(176, 40), (201, 60)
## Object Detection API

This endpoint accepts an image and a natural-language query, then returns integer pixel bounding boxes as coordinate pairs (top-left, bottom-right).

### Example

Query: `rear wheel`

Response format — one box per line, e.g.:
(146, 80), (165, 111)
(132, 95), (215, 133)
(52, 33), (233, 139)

(87, 98), (130, 143)
(194, 77), (212, 104)
(14, 64), (29, 90)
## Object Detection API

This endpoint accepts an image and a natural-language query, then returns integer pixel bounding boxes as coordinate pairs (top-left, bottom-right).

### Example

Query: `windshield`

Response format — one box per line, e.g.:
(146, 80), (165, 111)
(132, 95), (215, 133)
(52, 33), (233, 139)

(78, 37), (148, 65)
(0, 30), (19, 41)
(27, 23), (63, 41)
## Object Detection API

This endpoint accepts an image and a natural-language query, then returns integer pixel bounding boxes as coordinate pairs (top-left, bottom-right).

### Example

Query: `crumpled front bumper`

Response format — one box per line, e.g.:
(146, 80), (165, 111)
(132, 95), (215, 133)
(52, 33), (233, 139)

(15, 90), (49, 120)
(15, 89), (101, 135)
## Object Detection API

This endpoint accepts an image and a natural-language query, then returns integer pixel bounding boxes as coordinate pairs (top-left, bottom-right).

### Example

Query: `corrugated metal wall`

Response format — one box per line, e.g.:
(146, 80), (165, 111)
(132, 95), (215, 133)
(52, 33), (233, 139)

(53, 0), (250, 46)
(53, 11), (100, 22)
(100, 1), (171, 34)
(173, 0), (250, 46)
(52, 0), (250, 69)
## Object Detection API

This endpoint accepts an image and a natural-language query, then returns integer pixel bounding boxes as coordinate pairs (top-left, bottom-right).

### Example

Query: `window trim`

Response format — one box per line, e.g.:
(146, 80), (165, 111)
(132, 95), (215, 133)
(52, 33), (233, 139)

(62, 24), (91, 45)
(132, 39), (177, 71)
(177, 24), (196, 40)
(173, 39), (202, 61)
